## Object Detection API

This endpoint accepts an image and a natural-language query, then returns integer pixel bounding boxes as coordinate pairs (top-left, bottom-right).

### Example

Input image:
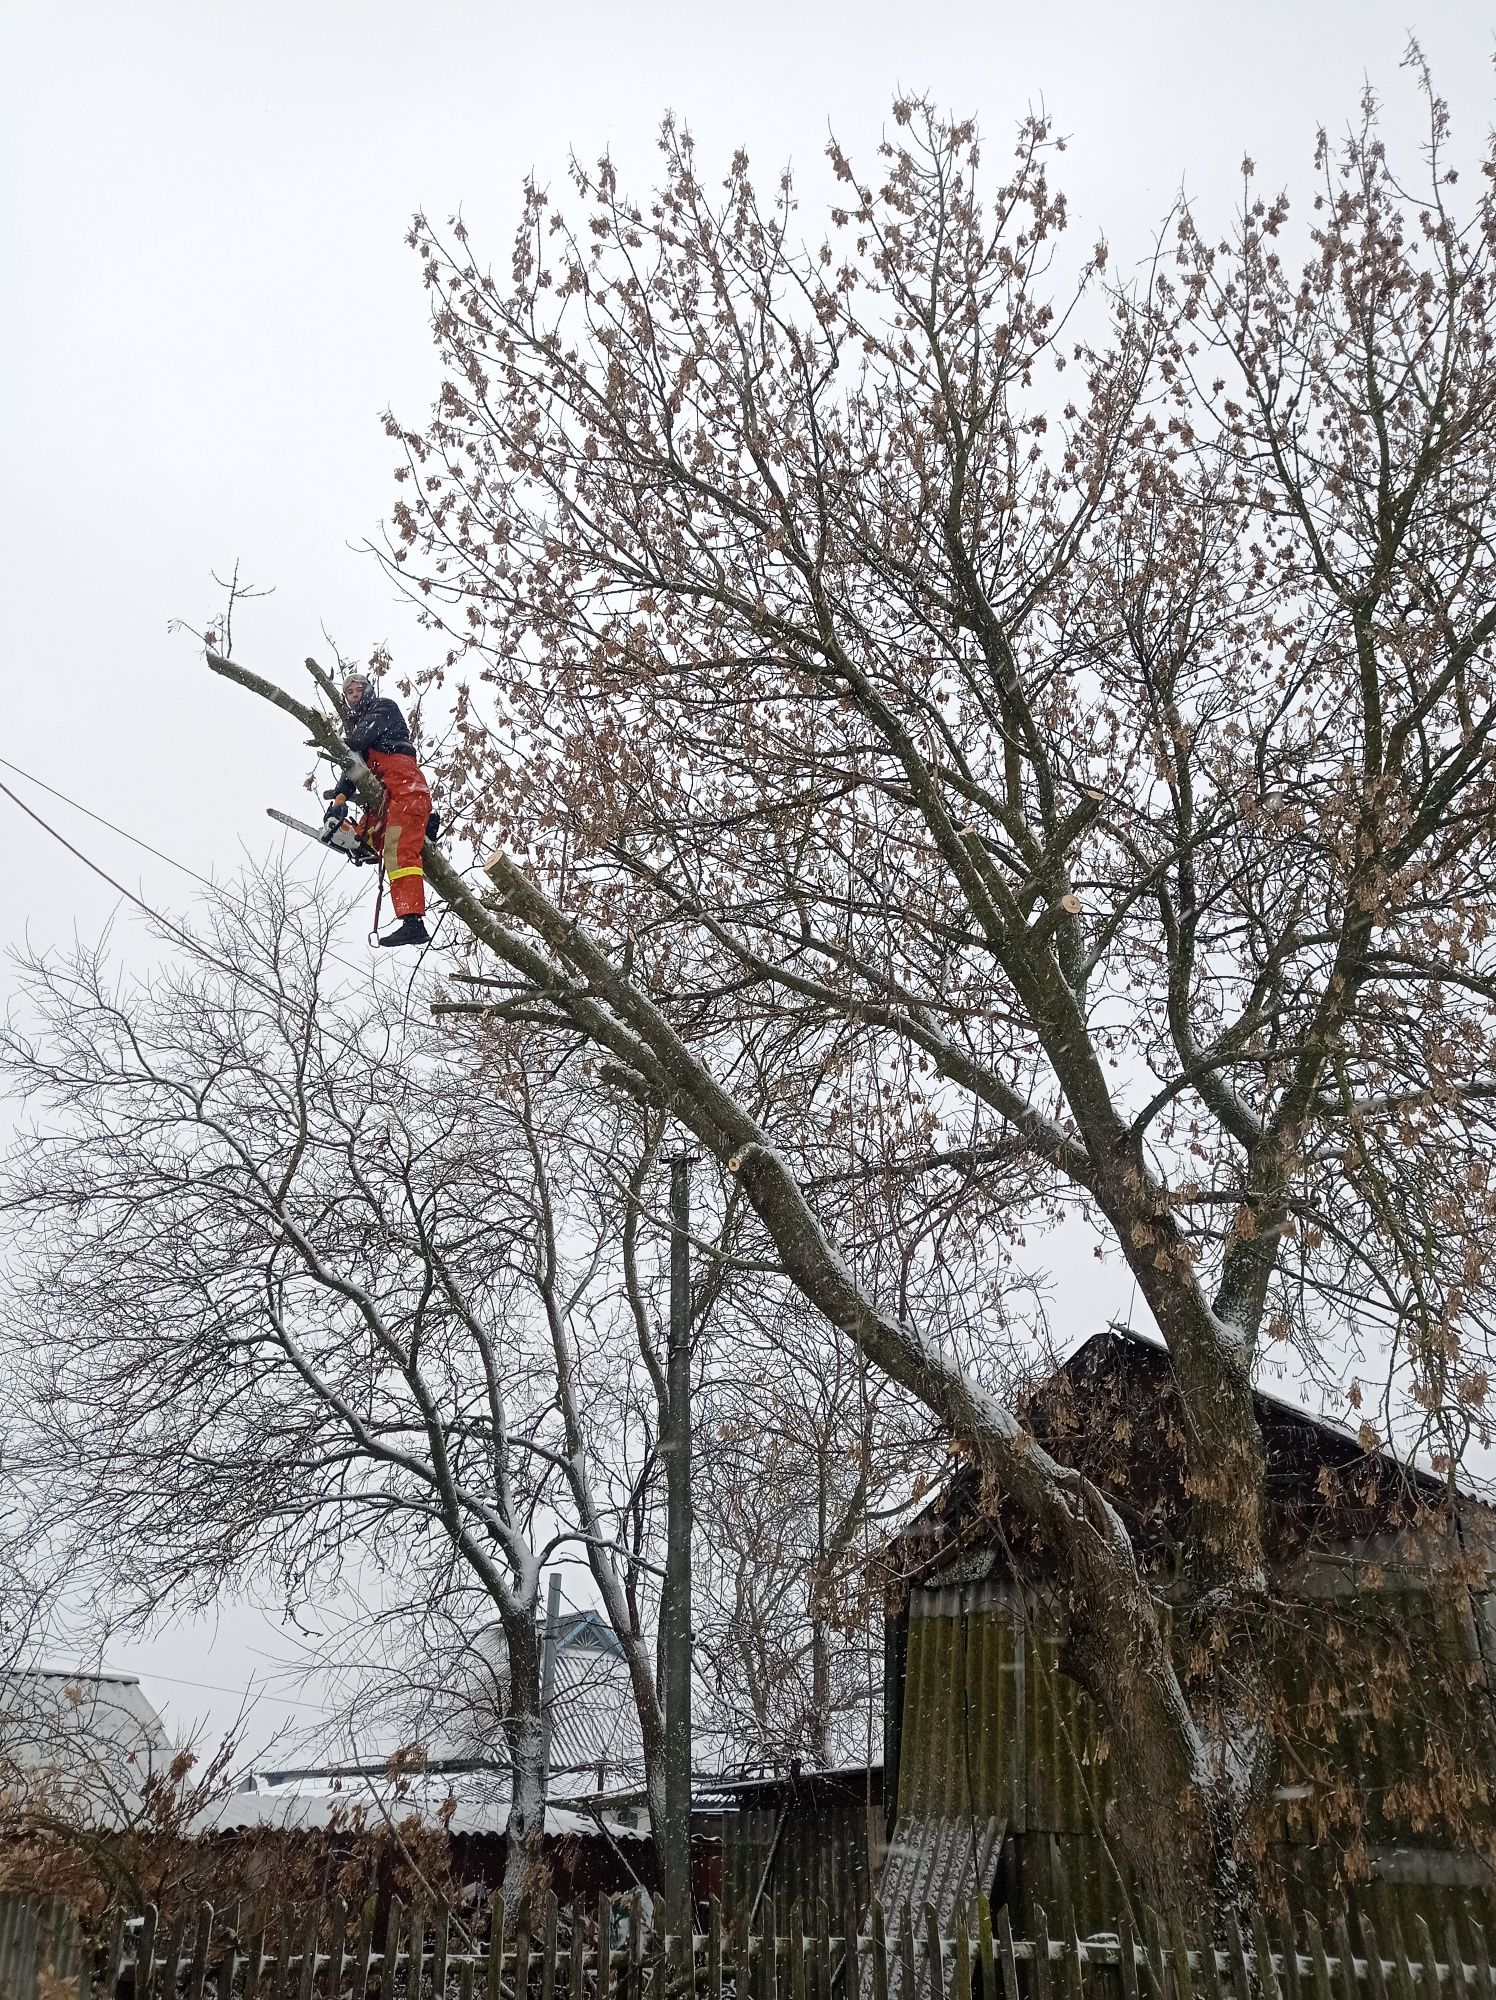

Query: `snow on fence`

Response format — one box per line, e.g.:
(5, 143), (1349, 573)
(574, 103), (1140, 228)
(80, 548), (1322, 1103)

(1, 1891), (1493, 2000)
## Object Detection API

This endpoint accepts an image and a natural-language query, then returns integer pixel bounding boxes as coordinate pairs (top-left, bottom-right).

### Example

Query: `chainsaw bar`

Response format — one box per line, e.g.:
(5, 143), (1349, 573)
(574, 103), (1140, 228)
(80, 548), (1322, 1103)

(266, 808), (326, 842)
(267, 806), (373, 862)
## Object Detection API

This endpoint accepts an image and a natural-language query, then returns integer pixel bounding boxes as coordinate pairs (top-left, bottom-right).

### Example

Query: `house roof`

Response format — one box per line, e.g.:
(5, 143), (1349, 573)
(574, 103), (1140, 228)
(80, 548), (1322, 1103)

(888, 1323), (1495, 1593)
(417, 1611), (647, 1790)
(193, 1776), (646, 1843)
(546, 1613), (644, 1783)
(0, 1667), (173, 1828)
(694, 1763), (885, 1813)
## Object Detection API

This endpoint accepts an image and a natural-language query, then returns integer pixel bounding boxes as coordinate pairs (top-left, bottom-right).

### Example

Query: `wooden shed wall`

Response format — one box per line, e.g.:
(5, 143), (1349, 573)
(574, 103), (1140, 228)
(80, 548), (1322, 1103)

(891, 1577), (1496, 1932)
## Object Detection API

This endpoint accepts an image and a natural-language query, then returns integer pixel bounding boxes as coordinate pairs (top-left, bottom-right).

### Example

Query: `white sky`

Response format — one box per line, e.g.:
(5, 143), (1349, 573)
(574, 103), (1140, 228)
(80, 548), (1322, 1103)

(3, 0), (1493, 1760)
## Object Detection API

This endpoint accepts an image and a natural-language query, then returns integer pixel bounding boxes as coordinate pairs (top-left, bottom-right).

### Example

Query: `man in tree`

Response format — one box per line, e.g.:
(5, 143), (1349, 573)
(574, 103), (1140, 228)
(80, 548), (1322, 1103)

(324, 665), (432, 946)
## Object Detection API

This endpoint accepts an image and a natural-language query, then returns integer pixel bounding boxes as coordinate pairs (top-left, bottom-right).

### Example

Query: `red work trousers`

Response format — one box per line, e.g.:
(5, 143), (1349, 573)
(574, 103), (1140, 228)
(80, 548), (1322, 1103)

(367, 750), (431, 919)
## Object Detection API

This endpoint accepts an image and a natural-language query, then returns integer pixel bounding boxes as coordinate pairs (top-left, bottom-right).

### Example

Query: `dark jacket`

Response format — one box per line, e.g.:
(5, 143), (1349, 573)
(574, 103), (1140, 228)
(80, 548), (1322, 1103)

(345, 694), (416, 760)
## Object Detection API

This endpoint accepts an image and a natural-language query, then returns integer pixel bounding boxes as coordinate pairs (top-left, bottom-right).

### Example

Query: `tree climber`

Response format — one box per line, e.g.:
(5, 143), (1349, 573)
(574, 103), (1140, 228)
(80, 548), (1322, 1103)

(321, 667), (433, 947)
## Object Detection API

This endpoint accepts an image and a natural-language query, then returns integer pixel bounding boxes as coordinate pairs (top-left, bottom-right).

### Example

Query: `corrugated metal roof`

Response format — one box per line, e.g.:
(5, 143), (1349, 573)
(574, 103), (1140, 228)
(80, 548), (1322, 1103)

(877, 1812), (1006, 1983)
(546, 1621), (645, 1784)
(422, 1615), (646, 1790)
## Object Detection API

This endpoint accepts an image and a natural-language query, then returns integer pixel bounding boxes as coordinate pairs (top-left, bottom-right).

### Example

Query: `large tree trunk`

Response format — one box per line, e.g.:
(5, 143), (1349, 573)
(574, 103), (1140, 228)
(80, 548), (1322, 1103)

(499, 1605), (547, 1908)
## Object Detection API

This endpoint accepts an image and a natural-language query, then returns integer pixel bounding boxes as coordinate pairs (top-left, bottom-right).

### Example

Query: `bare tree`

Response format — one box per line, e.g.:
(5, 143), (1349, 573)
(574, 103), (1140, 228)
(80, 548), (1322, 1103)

(209, 66), (1496, 1909)
(693, 1293), (932, 1774)
(0, 863), (809, 1884)
(0, 871), (592, 1898)
(0, 1474), (49, 1685)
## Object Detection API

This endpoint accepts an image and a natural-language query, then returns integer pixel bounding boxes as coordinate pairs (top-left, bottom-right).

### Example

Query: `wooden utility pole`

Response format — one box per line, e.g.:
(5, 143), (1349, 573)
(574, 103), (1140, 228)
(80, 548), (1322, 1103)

(539, 1570), (563, 1799)
(661, 1151), (694, 1937)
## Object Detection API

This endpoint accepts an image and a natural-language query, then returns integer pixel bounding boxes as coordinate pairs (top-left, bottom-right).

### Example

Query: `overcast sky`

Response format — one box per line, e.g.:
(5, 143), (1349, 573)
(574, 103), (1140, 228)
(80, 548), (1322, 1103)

(3, 0), (1492, 1759)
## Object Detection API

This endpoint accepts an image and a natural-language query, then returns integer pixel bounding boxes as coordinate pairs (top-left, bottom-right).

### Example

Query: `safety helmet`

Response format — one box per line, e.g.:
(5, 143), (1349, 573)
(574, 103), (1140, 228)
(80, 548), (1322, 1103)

(342, 669), (374, 705)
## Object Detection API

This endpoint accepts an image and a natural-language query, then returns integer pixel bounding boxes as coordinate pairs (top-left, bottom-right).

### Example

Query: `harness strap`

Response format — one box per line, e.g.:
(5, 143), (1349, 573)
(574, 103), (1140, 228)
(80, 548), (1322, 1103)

(368, 801), (389, 941)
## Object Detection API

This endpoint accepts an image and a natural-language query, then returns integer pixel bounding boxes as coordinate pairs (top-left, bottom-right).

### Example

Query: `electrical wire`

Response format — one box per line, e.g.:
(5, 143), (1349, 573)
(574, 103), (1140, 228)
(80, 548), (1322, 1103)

(107, 1667), (340, 1716)
(0, 754), (457, 1009)
(0, 772), (214, 948)
(0, 754), (215, 889)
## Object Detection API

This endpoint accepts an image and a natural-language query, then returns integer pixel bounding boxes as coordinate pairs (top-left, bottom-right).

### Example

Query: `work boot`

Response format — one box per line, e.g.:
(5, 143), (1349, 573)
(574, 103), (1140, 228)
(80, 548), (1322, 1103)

(378, 914), (430, 948)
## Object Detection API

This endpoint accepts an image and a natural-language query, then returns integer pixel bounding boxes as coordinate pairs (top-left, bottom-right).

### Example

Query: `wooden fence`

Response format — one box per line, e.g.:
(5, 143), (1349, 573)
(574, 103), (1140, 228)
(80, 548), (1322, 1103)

(2, 1891), (1494, 2000)
(0, 1896), (87, 2000)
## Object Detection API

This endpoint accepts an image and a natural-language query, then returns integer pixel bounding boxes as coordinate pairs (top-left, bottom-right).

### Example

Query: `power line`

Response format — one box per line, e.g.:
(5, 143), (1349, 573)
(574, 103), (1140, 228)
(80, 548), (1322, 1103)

(0, 772), (202, 941)
(0, 754), (456, 998)
(0, 755), (214, 890)
(110, 1666), (341, 1715)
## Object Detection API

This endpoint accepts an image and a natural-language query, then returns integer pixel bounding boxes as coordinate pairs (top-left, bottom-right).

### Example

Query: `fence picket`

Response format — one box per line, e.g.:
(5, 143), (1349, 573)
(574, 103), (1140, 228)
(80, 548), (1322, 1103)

(992, 1909), (1020, 2000)
(165, 1911), (193, 2000)
(378, 1900), (404, 2000)
(648, 1906), (666, 2000)
(409, 1901), (427, 2000)
(1304, 1913), (1334, 2000)
(733, 1907), (750, 2000)
(433, 1900), (451, 2000)
(515, 1898), (533, 2000)
(896, 1905), (915, 2000)
(186, 1905), (214, 2000)
(1060, 1926), (1082, 2000)
(243, 1907), (268, 2000)
(1277, 1920), (1304, 2000)
(296, 1907), (320, 2000)
(540, 1895), (558, 2000)
(1193, 1915), (1224, 2000)
(1357, 1918), (1388, 2000)
(351, 1898), (377, 2000)
(1387, 1923), (1418, 2000)
(489, 1898), (507, 2000)
(103, 1906), (129, 2000)
(279, 1909), (301, 2000)
(1443, 1920), (1469, 2000)
(925, 1905), (946, 2000)
(572, 1900), (588, 2000)
(1332, 1918), (1358, 2000)
(974, 1899), (994, 2000)
(1252, 1912), (1282, 2000)
(1029, 1907), (1051, 2000)
(597, 1896), (614, 2000)
(1164, 1910), (1192, 2000)
(708, 1899), (722, 2000)
(325, 1898), (347, 2000)
(1413, 1922), (1442, 2000)
(1223, 1916), (1252, 2000)
(951, 1908), (971, 2000)
(626, 1892), (641, 2000)
(1466, 1923), (1493, 2000)
(138, 1906), (162, 2000)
